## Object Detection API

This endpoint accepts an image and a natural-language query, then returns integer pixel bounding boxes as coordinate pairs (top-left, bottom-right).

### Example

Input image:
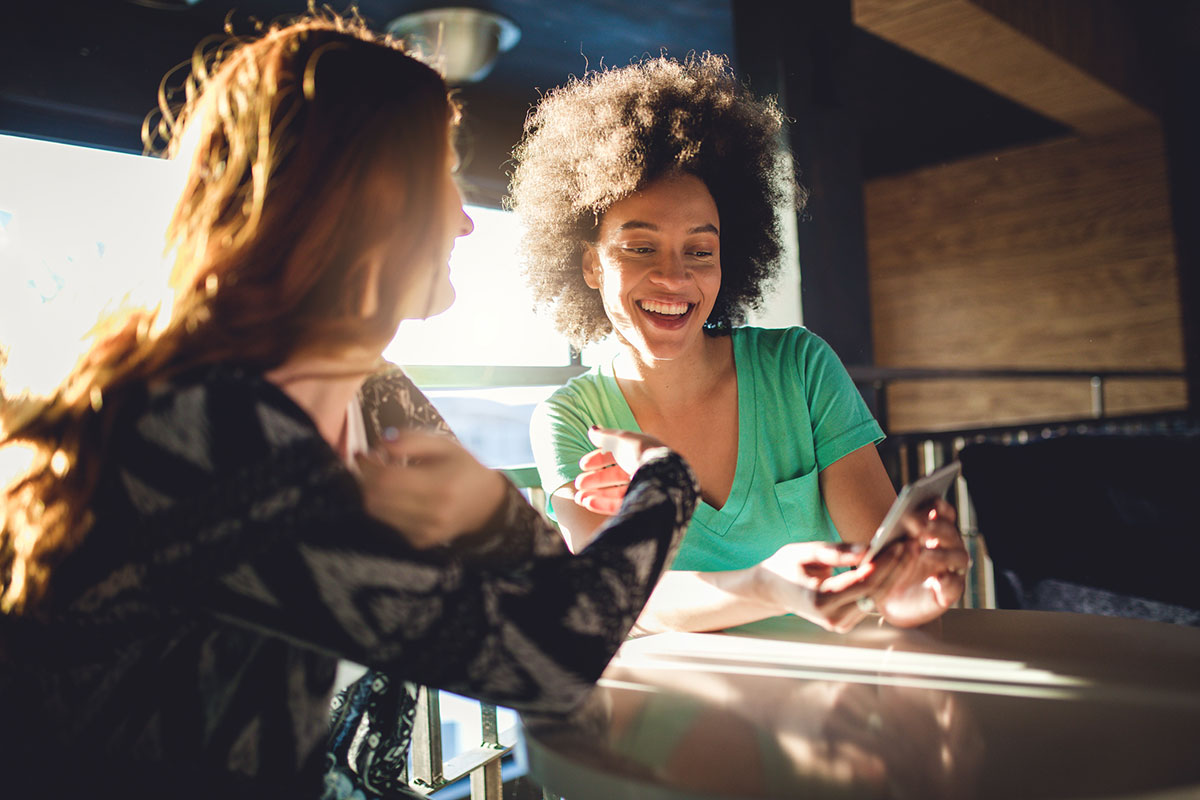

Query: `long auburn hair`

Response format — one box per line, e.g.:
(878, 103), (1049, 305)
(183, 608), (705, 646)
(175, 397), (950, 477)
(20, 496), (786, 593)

(0, 14), (456, 614)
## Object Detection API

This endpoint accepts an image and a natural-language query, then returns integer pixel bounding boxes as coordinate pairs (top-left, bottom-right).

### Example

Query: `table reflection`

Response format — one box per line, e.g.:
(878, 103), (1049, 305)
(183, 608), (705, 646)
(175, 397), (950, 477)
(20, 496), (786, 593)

(524, 611), (1200, 800)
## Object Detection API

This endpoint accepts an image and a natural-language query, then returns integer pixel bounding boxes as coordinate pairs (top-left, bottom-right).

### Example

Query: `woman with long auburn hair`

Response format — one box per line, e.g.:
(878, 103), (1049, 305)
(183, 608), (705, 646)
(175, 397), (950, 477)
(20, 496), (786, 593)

(0, 15), (696, 799)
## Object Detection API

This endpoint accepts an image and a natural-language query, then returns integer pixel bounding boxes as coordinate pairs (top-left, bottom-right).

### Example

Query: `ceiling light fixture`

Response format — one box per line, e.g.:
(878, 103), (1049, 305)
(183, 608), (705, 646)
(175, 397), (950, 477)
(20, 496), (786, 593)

(386, 6), (521, 84)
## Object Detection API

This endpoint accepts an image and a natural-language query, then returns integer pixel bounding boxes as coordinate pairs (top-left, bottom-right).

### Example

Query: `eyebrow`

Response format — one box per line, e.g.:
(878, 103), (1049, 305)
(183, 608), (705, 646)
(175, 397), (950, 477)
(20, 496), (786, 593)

(616, 221), (720, 235)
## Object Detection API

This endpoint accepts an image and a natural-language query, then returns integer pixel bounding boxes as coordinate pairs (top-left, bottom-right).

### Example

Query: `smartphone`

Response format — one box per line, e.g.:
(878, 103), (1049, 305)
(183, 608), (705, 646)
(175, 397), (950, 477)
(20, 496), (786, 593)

(862, 461), (962, 563)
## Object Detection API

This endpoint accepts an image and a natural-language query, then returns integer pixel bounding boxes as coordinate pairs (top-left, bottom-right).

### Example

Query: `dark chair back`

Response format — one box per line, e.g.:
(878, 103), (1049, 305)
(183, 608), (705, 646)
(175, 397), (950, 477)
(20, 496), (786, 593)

(959, 435), (1200, 624)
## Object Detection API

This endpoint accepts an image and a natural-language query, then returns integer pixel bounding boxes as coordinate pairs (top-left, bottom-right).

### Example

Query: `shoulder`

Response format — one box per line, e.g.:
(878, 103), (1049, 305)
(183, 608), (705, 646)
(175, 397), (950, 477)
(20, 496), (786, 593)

(126, 363), (320, 471)
(554, 365), (607, 397)
(358, 363), (451, 438)
(732, 325), (831, 362)
(538, 366), (606, 415)
(530, 367), (607, 448)
(361, 363), (421, 401)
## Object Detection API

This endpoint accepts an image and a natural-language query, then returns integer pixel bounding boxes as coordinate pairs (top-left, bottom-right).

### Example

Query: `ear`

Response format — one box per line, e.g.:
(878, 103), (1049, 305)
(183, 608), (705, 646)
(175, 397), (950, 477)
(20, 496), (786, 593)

(581, 243), (601, 290)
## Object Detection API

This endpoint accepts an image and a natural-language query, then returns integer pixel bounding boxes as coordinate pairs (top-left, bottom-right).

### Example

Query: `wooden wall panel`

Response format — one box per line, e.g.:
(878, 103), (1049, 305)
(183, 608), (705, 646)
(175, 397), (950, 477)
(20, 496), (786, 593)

(883, 379), (1187, 433)
(865, 126), (1184, 432)
(853, 0), (1155, 135)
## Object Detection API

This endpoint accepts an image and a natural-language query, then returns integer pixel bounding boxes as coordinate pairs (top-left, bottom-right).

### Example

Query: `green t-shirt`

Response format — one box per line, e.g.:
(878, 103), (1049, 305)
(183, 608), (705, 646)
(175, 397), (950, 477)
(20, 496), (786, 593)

(530, 326), (884, 572)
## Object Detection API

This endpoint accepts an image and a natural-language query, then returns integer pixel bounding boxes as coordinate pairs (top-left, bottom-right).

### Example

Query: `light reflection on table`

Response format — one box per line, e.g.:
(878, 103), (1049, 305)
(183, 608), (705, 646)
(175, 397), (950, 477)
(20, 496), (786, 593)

(522, 610), (1200, 800)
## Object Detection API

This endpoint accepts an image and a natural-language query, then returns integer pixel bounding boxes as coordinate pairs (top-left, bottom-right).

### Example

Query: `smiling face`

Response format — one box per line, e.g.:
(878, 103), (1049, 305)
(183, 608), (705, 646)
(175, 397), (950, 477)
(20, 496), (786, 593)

(583, 173), (721, 363)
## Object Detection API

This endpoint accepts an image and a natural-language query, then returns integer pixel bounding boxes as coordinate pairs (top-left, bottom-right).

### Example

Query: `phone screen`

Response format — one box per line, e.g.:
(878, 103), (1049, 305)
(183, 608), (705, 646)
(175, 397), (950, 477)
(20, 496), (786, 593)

(862, 461), (961, 563)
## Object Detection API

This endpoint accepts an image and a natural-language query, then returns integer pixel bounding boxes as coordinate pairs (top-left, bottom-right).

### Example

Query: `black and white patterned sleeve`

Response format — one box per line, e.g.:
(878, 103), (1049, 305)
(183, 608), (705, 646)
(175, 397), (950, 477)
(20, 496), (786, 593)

(121, 369), (697, 713)
(214, 450), (694, 713)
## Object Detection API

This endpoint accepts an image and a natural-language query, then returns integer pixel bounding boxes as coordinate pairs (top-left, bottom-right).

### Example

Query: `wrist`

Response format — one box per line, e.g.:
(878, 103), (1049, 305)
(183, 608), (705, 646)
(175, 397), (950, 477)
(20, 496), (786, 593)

(466, 469), (510, 534)
(637, 445), (674, 468)
(746, 562), (780, 610)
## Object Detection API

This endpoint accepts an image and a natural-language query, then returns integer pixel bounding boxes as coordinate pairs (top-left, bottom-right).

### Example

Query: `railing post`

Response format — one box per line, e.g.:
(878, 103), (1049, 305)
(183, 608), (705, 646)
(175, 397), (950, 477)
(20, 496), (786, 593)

(951, 439), (995, 610)
(469, 703), (504, 800)
(1090, 375), (1105, 418)
(410, 687), (444, 792)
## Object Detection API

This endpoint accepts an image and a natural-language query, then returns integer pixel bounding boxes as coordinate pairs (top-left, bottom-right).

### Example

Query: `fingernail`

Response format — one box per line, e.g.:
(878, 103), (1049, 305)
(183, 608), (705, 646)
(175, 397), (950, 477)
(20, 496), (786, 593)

(928, 507), (938, 521)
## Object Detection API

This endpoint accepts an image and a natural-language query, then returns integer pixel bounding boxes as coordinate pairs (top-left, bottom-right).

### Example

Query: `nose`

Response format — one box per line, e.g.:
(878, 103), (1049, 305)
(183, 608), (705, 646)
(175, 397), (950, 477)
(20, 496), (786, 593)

(458, 206), (474, 238)
(650, 251), (689, 286)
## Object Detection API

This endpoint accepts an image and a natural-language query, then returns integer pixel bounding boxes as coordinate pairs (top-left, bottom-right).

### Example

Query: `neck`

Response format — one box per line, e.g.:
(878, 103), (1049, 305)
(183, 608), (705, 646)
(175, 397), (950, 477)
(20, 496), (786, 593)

(265, 352), (381, 450)
(612, 333), (734, 413)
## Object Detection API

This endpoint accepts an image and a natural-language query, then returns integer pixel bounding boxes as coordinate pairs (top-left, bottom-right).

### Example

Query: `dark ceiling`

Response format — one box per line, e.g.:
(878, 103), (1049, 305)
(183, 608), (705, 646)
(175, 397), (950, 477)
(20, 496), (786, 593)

(0, 0), (1092, 206)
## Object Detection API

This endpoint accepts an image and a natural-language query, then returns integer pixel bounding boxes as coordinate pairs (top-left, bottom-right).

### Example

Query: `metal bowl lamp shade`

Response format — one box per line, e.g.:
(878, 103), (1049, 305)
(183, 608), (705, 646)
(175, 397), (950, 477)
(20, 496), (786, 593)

(386, 7), (521, 84)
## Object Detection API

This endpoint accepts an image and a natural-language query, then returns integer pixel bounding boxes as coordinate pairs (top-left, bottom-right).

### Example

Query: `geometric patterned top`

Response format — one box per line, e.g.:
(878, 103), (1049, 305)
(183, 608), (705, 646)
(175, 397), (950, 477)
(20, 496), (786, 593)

(0, 364), (697, 798)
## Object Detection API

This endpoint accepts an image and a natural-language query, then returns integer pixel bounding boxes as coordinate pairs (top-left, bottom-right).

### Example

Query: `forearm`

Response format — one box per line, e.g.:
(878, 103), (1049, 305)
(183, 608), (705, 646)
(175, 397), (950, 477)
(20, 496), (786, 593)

(439, 451), (696, 710)
(204, 449), (695, 714)
(449, 477), (569, 567)
(632, 567), (782, 635)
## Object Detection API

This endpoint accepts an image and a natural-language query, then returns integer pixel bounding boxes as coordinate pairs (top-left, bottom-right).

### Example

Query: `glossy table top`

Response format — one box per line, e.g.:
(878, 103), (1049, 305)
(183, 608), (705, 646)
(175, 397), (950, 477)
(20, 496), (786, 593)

(523, 610), (1200, 800)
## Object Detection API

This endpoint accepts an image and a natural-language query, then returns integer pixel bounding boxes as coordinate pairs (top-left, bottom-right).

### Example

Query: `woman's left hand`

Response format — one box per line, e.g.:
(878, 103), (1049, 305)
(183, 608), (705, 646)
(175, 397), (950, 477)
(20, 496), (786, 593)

(570, 427), (669, 516)
(874, 498), (970, 628)
(355, 431), (508, 549)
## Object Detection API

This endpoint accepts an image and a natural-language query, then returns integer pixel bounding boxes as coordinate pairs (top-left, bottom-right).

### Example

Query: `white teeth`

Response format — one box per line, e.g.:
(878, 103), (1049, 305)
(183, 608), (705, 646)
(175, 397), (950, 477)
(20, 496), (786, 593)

(638, 299), (690, 316)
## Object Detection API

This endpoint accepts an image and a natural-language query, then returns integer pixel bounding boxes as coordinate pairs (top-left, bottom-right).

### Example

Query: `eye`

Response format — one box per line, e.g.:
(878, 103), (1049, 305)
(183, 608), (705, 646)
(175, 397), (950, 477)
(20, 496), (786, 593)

(624, 246), (654, 255)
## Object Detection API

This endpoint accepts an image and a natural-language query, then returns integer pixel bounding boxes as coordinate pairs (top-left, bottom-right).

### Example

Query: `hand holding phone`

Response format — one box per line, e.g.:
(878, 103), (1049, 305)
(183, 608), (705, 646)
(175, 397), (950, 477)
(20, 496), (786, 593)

(862, 461), (962, 563)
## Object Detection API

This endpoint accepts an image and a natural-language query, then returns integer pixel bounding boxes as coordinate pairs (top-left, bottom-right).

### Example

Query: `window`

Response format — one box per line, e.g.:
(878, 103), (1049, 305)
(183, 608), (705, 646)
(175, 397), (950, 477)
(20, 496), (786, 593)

(0, 134), (181, 396)
(0, 134), (579, 470)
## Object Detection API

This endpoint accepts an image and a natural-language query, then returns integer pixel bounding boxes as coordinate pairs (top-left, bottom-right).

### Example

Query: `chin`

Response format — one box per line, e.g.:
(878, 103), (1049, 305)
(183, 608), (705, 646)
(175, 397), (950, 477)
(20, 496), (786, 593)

(621, 335), (689, 363)
(417, 288), (455, 319)
(401, 274), (456, 320)
(424, 282), (456, 318)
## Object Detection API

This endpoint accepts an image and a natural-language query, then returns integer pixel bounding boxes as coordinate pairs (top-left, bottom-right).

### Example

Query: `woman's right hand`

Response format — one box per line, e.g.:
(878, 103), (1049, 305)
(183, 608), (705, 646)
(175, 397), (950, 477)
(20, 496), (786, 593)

(754, 541), (905, 633)
(572, 426), (672, 515)
(356, 430), (507, 549)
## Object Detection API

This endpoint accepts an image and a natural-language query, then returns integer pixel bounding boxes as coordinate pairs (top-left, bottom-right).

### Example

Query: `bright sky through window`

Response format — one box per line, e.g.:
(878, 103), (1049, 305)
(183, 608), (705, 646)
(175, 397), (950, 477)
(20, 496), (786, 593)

(383, 204), (569, 367)
(0, 134), (574, 398)
(0, 134), (181, 396)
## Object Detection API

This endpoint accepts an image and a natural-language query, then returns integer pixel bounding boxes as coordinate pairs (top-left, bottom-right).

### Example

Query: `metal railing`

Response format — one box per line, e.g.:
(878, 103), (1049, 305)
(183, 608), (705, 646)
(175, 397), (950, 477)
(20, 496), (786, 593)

(406, 690), (517, 798)
(846, 365), (1185, 434)
(847, 365), (1186, 609)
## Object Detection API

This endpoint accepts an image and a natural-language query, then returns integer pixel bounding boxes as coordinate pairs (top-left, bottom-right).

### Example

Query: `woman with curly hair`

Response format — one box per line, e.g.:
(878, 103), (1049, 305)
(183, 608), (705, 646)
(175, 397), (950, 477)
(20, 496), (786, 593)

(0, 16), (697, 798)
(510, 54), (968, 635)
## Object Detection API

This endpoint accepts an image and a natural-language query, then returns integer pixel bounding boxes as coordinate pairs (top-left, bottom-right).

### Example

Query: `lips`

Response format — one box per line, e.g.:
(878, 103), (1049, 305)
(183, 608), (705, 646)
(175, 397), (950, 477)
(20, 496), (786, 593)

(634, 298), (696, 333)
(637, 299), (692, 317)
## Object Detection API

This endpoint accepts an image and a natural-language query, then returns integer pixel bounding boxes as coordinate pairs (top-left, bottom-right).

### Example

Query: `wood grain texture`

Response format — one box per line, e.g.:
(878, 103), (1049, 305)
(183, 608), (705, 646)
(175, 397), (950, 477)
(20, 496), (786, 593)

(969, 0), (1161, 114)
(865, 126), (1185, 432)
(883, 379), (1187, 433)
(853, 0), (1156, 135)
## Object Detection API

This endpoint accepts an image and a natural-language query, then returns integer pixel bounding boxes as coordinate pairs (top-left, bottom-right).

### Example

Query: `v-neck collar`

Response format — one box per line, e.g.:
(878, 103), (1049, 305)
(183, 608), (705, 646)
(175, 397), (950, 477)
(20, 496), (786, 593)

(599, 330), (757, 535)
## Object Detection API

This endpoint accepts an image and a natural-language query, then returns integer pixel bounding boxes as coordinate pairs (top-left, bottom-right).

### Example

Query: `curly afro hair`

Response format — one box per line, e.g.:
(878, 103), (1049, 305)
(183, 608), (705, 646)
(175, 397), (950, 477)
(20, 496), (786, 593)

(507, 53), (802, 347)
